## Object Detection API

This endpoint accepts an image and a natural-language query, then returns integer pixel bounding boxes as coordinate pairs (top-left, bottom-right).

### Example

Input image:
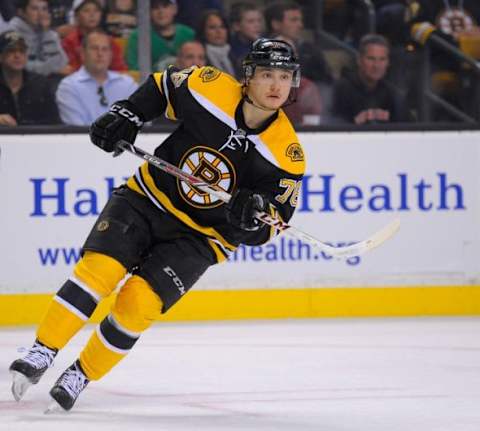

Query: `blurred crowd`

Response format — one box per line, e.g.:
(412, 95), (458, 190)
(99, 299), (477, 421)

(0, 0), (479, 128)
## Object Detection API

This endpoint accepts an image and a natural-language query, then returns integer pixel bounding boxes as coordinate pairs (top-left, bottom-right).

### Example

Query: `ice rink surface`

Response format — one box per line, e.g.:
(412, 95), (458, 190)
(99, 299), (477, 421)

(1, 317), (480, 431)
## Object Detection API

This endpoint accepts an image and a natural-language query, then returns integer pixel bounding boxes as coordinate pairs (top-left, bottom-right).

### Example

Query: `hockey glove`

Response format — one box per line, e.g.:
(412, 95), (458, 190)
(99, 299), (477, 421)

(89, 100), (144, 154)
(225, 188), (270, 231)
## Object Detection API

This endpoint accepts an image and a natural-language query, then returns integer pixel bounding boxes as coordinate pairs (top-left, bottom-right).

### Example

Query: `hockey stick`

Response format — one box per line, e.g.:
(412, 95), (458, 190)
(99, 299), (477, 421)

(116, 140), (400, 259)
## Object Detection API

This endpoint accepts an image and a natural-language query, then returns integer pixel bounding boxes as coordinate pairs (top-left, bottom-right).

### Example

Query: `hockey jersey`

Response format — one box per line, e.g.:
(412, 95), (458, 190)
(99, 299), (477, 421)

(125, 66), (305, 262)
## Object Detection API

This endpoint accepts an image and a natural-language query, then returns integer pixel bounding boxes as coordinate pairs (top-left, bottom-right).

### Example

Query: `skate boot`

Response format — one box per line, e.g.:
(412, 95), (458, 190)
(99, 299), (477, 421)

(9, 340), (58, 401)
(47, 360), (89, 412)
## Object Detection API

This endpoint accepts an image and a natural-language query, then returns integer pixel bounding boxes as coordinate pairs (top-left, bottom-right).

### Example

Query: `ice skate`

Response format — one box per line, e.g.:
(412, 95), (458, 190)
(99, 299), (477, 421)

(9, 340), (57, 401)
(47, 360), (89, 412)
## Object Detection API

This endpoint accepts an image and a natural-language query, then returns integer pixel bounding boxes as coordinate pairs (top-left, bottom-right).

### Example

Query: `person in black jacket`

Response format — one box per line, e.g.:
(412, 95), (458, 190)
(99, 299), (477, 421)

(0, 30), (60, 126)
(332, 33), (409, 124)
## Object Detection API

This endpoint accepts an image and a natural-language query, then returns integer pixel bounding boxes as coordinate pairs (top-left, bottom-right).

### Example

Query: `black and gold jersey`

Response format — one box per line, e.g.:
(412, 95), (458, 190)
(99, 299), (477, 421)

(125, 66), (305, 262)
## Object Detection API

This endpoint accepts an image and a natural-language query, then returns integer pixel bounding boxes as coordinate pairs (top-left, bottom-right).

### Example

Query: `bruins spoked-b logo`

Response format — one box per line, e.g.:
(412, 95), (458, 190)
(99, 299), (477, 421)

(178, 146), (236, 208)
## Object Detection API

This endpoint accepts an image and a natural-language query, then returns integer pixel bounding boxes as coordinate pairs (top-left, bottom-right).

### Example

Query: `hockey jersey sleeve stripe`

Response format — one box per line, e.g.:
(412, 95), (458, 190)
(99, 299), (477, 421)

(162, 70), (177, 121)
(138, 163), (237, 251)
(189, 87), (237, 129)
(134, 166), (167, 213)
(126, 174), (147, 197)
(207, 238), (229, 263)
(152, 71), (177, 121)
(248, 134), (279, 169)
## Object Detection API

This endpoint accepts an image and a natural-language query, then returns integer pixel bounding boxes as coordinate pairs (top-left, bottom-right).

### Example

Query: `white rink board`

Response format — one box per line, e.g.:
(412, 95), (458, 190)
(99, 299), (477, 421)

(0, 131), (479, 294)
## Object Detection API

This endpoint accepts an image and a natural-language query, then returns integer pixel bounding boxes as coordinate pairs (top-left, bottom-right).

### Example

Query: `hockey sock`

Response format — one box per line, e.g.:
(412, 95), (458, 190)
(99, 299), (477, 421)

(79, 275), (163, 380)
(36, 252), (127, 350)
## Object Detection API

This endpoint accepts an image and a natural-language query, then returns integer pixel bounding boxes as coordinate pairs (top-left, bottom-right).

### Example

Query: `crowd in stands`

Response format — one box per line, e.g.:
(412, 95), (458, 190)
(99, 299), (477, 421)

(0, 0), (479, 128)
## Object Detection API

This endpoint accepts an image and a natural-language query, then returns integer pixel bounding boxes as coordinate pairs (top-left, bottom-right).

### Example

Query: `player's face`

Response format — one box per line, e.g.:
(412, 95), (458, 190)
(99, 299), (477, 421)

(247, 66), (293, 111)
(358, 44), (389, 84)
(76, 3), (102, 31)
(1, 47), (28, 72)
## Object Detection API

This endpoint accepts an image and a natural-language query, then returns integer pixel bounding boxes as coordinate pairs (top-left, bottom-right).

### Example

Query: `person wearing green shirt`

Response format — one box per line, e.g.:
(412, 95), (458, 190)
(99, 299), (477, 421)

(126, 0), (195, 70)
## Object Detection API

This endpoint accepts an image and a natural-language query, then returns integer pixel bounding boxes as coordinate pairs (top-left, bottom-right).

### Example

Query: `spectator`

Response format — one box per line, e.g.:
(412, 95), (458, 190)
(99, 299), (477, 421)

(264, 1), (333, 84)
(332, 34), (409, 124)
(62, 0), (127, 72)
(175, 39), (205, 68)
(157, 39), (206, 70)
(7, 0), (68, 77)
(56, 30), (137, 125)
(197, 9), (235, 76)
(175, 0), (223, 28)
(125, 0), (195, 71)
(104, 0), (137, 39)
(229, 2), (264, 76)
(48, 0), (75, 38)
(0, 30), (60, 126)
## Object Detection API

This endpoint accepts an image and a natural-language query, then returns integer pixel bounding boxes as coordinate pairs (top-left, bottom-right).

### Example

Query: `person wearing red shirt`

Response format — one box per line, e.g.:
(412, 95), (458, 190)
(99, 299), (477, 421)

(62, 0), (127, 73)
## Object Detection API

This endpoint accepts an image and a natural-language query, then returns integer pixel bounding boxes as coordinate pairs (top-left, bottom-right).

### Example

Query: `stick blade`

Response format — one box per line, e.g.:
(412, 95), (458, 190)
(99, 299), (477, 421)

(330, 218), (401, 259)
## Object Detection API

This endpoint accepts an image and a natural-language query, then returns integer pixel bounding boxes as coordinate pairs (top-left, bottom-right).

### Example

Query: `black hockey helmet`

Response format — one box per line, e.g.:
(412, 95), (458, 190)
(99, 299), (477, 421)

(242, 38), (301, 88)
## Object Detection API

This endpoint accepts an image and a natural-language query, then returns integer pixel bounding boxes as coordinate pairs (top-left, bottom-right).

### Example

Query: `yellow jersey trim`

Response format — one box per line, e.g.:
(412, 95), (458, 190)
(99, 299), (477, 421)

(138, 163), (237, 251)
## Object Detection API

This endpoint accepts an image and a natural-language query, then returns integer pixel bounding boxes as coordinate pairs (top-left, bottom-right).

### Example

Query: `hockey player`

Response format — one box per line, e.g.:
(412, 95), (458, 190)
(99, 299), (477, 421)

(9, 38), (305, 411)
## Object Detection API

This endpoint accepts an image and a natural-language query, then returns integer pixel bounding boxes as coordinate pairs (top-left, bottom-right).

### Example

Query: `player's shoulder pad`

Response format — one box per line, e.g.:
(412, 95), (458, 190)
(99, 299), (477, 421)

(186, 66), (242, 115)
(255, 110), (305, 176)
(153, 65), (197, 94)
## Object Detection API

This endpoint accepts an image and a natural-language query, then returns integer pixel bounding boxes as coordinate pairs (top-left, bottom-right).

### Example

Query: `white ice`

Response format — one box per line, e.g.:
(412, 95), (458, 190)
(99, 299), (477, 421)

(1, 317), (480, 431)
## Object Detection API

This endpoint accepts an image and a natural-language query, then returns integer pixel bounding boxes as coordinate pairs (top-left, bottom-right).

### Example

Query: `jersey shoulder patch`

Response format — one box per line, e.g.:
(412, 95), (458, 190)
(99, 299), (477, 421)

(257, 110), (306, 176)
(198, 66), (222, 83)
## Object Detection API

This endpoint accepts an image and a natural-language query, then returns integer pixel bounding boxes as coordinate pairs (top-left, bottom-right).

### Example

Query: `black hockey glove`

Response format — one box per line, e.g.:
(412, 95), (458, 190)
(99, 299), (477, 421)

(89, 100), (144, 154)
(225, 188), (270, 231)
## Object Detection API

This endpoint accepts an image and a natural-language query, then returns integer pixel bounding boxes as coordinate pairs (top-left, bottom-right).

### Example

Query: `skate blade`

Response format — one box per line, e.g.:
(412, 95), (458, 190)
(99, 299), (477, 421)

(10, 370), (31, 402)
(44, 399), (64, 414)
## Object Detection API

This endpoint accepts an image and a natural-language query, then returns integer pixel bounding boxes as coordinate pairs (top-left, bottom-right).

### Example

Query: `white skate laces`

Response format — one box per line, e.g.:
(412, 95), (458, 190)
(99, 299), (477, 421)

(10, 341), (57, 402)
(20, 342), (56, 370)
(56, 363), (89, 399)
(57, 366), (88, 398)
(45, 362), (90, 413)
